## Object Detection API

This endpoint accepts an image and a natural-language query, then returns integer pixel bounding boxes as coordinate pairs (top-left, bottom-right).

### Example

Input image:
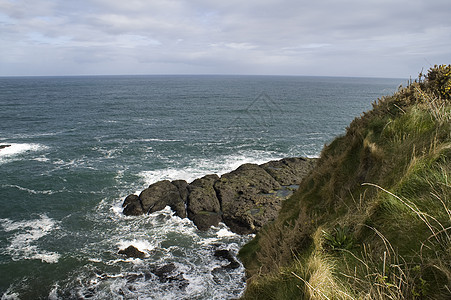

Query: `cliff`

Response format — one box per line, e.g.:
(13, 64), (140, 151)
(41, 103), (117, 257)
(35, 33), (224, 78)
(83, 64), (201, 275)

(239, 65), (451, 299)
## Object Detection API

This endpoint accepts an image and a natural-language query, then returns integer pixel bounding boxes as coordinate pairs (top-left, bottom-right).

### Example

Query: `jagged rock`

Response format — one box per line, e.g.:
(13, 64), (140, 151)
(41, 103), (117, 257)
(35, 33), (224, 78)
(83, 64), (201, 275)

(261, 157), (316, 186)
(118, 245), (146, 259)
(0, 144), (11, 150)
(122, 195), (144, 216)
(214, 163), (282, 234)
(187, 174), (221, 230)
(121, 157), (316, 234)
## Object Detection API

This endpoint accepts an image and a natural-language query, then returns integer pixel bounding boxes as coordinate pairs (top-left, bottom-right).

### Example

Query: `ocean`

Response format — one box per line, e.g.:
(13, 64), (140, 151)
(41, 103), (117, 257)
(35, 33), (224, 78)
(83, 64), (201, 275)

(0, 75), (402, 299)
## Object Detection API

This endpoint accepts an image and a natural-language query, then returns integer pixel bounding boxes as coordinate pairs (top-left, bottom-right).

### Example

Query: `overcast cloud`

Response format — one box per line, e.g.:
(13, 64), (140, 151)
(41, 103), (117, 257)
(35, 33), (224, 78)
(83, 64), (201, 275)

(0, 0), (450, 77)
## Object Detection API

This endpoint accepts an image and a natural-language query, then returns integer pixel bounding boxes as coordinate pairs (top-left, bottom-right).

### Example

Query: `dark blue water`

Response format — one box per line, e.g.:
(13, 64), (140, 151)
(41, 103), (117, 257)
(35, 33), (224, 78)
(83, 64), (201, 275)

(0, 75), (402, 299)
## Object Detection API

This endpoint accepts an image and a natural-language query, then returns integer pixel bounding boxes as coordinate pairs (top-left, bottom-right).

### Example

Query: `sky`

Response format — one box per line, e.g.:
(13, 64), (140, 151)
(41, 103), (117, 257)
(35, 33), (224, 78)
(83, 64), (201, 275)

(0, 0), (450, 78)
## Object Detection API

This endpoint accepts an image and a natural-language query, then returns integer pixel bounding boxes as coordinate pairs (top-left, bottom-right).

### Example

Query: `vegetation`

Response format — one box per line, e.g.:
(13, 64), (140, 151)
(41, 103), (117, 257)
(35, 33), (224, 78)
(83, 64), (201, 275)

(239, 65), (451, 299)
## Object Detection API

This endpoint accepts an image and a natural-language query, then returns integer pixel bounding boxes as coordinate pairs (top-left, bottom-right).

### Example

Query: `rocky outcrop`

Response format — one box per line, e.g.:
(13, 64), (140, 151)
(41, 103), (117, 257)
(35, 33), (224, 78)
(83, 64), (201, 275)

(122, 157), (316, 234)
(214, 164), (282, 234)
(261, 157), (316, 186)
(0, 144), (11, 150)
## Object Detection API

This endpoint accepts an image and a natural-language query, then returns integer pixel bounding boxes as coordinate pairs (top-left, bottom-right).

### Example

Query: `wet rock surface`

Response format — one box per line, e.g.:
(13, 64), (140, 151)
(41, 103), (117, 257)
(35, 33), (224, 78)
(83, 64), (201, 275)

(122, 157), (316, 234)
(122, 195), (143, 216)
(151, 263), (188, 289)
(213, 249), (240, 269)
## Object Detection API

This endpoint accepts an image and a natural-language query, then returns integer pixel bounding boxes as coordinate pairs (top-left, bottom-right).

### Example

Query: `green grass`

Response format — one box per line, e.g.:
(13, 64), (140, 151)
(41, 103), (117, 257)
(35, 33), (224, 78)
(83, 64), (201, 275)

(239, 65), (451, 299)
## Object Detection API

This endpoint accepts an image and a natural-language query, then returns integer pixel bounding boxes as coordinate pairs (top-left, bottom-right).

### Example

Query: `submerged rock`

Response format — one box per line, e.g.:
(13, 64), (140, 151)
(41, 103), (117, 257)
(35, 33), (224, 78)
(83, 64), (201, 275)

(152, 263), (177, 278)
(213, 249), (240, 269)
(121, 157), (316, 234)
(151, 263), (188, 289)
(118, 245), (146, 259)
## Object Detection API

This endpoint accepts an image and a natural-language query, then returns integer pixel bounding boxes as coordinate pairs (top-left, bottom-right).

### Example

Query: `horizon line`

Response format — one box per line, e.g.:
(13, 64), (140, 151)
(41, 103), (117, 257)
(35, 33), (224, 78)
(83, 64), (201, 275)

(0, 73), (406, 80)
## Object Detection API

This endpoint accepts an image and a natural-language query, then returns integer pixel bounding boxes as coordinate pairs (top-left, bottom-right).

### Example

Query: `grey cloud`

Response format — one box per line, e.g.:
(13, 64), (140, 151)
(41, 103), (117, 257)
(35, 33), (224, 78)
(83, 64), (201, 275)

(0, 0), (450, 77)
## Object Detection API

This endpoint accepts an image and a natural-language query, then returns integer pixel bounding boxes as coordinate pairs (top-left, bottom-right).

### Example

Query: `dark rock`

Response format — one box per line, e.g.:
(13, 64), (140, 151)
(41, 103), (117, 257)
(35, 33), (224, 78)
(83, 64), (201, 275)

(170, 180), (189, 218)
(214, 249), (240, 269)
(224, 261), (241, 269)
(139, 180), (186, 217)
(261, 157), (316, 186)
(122, 194), (139, 207)
(151, 263), (188, 289)
(118, 245), (146, 259)
(213, 249), (233, 260)
(121, 157), (316, 235)
(0, 144), (11, 150)
(187, 174), (221, 230)
(153, 263), (177, 278)
(123, 180), (188, 217)
(214, 164), (282, 234)
(122, 195), (144, 216)
(83, 288), (96, 299)
(172, 180), (189, 201)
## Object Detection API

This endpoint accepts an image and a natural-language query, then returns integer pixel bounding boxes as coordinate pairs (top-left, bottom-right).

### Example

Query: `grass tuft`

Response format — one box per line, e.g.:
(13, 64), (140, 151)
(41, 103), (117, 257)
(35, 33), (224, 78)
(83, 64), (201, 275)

(239, 65), (451, 299)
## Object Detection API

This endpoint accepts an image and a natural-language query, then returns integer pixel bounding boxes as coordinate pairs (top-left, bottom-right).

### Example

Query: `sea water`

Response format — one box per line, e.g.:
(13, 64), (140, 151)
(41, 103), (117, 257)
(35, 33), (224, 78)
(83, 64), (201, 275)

(0, 75), (402, 299)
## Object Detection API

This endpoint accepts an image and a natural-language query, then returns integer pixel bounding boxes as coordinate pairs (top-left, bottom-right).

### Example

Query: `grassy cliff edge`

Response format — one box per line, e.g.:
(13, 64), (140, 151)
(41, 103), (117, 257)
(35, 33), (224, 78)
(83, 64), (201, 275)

(239, 65), (451, 299)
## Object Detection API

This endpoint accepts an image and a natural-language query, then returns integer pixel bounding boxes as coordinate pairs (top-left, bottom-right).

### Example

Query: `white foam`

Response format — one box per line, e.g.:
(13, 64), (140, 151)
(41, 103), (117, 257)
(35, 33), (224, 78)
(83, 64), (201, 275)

(1, 215), (61, 264)
(216, 227), (237, 238)
(51, 157), (97, 171)
(61, 200), (252, 300)
(0, 143), (48, 164)
(198, 225), (241, 245)
(33, 156), (50, 162)
(33, 253), (60, 264)
(117, 239), (155, 255)
(139, 167), (205, 186)
(1, 290), (20, 300)
(110, 199), (126, 217)
(48, 284), (60, 300)
(140, 138), (182, 142)
(4, 184), (59, 195)
(138, 150), (281, 186)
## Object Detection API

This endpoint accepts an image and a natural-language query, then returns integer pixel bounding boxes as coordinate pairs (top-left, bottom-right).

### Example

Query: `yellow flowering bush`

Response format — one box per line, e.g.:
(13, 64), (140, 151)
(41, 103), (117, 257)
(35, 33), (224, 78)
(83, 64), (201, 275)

(425, 64), (451, 100)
